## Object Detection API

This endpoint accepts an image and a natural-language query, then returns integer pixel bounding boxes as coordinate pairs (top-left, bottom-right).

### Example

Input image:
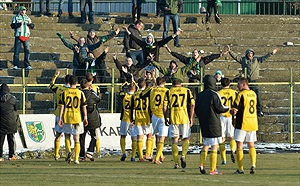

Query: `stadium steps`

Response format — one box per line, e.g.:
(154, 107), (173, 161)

(0, 12), (299, 142)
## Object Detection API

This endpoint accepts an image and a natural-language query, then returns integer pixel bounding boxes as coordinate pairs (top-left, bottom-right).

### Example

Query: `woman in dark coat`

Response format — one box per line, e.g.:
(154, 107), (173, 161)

(0, 83), (18, 161)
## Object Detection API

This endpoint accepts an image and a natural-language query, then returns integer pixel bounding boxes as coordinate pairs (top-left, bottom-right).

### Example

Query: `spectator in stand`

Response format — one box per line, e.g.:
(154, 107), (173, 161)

(123, 26), (182, 65)
(214, 70), (223, 82)
(0, 84), (19, 161)
(123, 20), (144, 65)
(80, 0), (94, 24)
(70, 28), (115, 59)
(113, 53), (148, 83)
(132, 0), (142, 22)
(57, 28), (119, 78)
(144, 70), (156, 85)
(38, 0), (53, 17)
(159, 0), (183, 47)
(225, 45), (278, 117)
(206, 0), (221, 24)
(57, 0), (74, 18)
(10, 6), (34, 70)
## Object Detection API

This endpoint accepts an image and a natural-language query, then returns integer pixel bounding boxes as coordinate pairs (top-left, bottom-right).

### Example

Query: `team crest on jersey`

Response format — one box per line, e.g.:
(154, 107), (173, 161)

(26, 121), (46, 143)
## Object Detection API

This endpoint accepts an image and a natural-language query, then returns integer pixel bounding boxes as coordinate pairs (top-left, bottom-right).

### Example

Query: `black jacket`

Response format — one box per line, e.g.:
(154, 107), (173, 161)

(114, 58), (148, 83)
(0, 93), (18, 134)
(82, 89), (101, 130)
(123, 24), (143, 55)
(195, 75), (228, 138)
(170, 51), (221, 67)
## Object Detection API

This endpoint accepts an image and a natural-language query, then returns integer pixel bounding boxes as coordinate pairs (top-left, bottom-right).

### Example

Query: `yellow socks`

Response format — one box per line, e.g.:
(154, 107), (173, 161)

(181, 140), (190, 157)
(137, 139), (143, 159)
(146, 138), (152, 157)
(237, 149), (244, 171)
(249, 147), (256, 167)
(210, 150), (217, 172)
(200, 149), (208, 165)
(74, 142), (80, 162)
(120, 138), (126, 154)
(172, 144), (179, 164)
(219, 143), (226, 162)
(54, 139), (60, 157)
(65, 136), (71, 154)
(96, 139), (100, 156)
(131, 140), (137, 159)
(150, 136), (155, 156)
(230, 139), (236, 153)
(155, 142), (164, 161)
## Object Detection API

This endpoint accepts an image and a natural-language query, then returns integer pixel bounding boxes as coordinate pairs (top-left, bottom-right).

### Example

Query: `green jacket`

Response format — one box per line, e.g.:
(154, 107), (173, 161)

(229, 51), (273, 81)
(152, 60), (199, 82)
(60, 36), (110, 66)
(159, 0), (179, 14)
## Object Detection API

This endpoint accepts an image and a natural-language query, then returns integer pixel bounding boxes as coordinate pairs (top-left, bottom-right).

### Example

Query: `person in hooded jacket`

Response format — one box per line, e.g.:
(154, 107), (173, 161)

(195, 75), (229, 175)
(225, 45), (278, 117)
(123, 26), (182, 65)
(79, 79), (101, 161)
(0, 84), (19, 161)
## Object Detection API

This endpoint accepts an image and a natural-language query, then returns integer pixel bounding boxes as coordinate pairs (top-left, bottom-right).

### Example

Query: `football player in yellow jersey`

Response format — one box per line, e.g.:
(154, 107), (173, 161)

(49, 71), (71, 160)
(150, 77), (169, 164)
(119, 83), (137, 162)
(131, 78), (153, 162)
(231, 77), (258, 174)
(218, 78), (238, 165)
(163, 79), (195, 169)
(58, 75), (88, 164)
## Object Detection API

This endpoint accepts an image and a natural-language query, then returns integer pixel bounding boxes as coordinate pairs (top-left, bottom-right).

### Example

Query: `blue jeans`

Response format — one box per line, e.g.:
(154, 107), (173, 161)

(13, 37), (31, 68)
(163, 13), (179, 46)
(129, 50), (144, 65)
(58, 0), (73, 14)
(80, 0), (95, 23)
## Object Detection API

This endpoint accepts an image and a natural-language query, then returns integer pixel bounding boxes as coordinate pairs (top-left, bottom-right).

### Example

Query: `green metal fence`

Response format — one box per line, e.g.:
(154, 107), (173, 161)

(3, 0), (299, 15)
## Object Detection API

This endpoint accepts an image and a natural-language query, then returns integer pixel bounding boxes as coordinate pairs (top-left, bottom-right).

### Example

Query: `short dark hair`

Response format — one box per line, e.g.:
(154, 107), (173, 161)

(86, 72), (94, 82)
(128, 84), (136, 92)
(134, 19), (143, 26)
(238, 77), (248, 85)
(69, 75), (78, 85)
(146, 80), (154, 87)
(221, 77), (230, 87)
(172, 78), (182, 86)
(169, 60), (178, 68)
(156, 77), (166, 86)
(65, 74), (72, 84)
(80, 79), (89, 89)
(137, 78), (145, 88)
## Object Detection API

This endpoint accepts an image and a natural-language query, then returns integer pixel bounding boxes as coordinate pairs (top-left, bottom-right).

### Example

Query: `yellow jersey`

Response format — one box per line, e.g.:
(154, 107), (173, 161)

(121, 92), (134, 123)
(132, 89), (151, 126)
(150, 87), (169, 118)
(218, 88), (238, 118)
(233, 89), (258, 131)
(60, 88), (87, 124)
(164, 86), (195, 124)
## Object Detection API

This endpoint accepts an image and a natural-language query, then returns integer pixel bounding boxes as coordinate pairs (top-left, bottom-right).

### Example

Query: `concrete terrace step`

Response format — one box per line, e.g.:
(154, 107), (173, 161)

(1, 13), (300, 24)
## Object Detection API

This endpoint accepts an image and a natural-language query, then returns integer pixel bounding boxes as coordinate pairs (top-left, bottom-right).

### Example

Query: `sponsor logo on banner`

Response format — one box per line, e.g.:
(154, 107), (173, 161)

(26, 121), (46, 143)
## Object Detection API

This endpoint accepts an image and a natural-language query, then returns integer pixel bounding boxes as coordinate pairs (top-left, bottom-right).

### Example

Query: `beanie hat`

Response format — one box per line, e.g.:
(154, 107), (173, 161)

(215, 70), (223, 77)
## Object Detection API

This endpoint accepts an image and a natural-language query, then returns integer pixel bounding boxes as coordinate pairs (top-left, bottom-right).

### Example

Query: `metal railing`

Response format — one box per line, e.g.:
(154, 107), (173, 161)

(2, 0), (299, 15)
(6, 67), (300, 144)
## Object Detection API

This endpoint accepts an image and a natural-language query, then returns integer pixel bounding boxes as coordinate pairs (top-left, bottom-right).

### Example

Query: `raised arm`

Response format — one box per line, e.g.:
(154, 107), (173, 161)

(258, 48), (278, 63)
(57, 32), (75, 50)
